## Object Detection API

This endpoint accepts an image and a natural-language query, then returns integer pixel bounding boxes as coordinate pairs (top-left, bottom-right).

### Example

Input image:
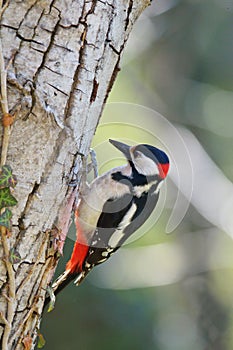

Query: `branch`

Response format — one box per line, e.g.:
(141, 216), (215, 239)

(1, 227), (16, 350)
(0, 3), (16, 349)
(0, 34), (11, 167)
(0, 0), (14, 167)
(0, 311), (10, 327)
(0, 1), (9, 19)
(14, 255), (54, 349)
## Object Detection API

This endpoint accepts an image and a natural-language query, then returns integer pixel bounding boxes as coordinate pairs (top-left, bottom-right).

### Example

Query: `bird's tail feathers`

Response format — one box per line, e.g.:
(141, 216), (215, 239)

(43, 269), (81, 309)
(52, 269), (75, 294)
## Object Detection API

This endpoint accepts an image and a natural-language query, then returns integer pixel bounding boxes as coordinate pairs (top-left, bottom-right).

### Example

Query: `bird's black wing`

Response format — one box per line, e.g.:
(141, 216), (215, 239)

(117, 189), (159, 249)
(85, 188), (159, 268)
(85, 192), (134, 266)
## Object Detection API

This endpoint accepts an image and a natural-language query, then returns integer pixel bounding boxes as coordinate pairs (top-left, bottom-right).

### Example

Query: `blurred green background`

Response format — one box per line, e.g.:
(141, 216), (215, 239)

(41, 1), (233, 349)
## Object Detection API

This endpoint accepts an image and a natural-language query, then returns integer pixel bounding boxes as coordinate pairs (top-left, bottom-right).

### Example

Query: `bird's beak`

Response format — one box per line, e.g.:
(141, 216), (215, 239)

(109, 139), (131, 160)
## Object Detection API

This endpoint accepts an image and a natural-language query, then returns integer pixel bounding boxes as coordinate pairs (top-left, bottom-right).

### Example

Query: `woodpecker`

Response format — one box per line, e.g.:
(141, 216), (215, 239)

(50, 139), (169, 299)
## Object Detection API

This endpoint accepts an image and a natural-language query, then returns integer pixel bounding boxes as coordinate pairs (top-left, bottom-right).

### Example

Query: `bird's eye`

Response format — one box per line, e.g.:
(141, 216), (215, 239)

(134, 150), (142, 158)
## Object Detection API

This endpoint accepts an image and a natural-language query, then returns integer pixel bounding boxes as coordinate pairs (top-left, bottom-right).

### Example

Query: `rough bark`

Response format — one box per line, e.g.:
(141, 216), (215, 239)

(0, 0), (150, 349)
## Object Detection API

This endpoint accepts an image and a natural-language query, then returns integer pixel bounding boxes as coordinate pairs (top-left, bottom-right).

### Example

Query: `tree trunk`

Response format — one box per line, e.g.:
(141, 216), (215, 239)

(0, 0), (150, 349)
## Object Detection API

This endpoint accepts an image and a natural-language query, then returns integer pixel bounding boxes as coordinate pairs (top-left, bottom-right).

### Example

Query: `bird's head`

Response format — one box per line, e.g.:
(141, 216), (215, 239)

(109, 139), (169, 179)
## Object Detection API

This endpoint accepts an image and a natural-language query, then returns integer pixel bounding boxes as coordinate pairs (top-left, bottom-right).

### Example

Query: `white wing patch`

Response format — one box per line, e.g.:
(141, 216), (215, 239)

(108, 203), (137, 249)
(133, 180), (158, 198)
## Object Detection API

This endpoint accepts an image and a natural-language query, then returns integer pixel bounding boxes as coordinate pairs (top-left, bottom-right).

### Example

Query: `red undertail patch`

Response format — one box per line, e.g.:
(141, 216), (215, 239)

(66, 211), (89, 274)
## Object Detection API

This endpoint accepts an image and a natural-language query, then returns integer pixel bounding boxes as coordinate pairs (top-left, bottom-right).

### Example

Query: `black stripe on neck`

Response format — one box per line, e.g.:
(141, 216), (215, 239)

(111, 162), (160, 192)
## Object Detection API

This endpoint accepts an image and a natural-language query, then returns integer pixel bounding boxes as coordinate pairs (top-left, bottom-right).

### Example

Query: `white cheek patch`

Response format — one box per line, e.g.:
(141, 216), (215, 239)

(133, 155), (159, 176)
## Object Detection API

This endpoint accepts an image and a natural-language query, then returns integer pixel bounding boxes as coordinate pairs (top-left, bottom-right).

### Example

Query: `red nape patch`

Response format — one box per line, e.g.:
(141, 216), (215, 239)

(66, 211), (89, 274)
(158, 163), (169, 179)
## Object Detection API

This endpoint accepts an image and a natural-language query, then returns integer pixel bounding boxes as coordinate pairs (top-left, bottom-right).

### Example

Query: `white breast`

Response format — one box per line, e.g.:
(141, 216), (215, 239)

(77, 165), (131, 242)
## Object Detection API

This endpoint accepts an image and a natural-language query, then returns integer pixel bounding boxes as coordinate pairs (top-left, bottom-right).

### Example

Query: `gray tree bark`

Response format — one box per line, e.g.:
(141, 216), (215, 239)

(0, 0), (150, 349)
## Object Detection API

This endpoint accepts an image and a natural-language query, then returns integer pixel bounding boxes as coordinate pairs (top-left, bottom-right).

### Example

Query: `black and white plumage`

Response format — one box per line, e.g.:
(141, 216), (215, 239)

(50, 139), (169, 298)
